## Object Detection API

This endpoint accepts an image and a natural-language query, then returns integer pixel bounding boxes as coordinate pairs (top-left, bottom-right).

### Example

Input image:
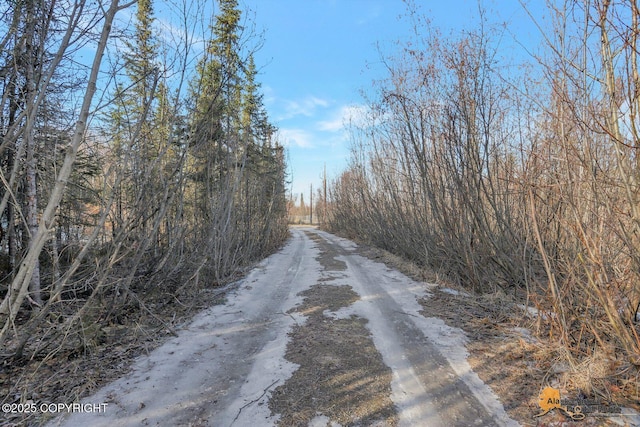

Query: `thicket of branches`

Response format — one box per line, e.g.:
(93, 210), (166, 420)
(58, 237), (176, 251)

(327, 0), (640, 394)
(0, 0), (287, 370)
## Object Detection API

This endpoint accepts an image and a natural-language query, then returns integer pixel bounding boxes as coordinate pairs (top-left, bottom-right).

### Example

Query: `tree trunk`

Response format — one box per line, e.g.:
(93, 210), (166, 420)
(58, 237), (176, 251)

(0, 0), (127, 343)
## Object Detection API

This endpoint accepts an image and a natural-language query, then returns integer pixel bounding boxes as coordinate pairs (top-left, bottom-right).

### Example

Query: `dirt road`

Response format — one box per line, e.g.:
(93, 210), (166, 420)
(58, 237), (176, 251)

(47, 227), (519, 427)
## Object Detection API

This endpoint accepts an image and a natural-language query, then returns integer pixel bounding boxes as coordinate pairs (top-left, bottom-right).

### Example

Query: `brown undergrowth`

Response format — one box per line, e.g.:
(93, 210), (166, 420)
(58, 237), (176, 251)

(351, 238), (640, 427)
(0, 270), (245, 427)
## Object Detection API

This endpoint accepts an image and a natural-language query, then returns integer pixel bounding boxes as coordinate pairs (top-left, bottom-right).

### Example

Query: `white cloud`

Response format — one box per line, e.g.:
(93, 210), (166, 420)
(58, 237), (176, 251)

(276, 128), (315, 148)
(316, 115), (344, 133)
(279, 96), (330, 120)
(262, 85), (276, 106)
(316, 104), (369, 132)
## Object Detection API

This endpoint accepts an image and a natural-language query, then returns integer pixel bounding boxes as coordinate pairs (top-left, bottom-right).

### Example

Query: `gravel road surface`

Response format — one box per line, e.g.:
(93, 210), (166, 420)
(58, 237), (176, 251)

(47, 227), (518, 427)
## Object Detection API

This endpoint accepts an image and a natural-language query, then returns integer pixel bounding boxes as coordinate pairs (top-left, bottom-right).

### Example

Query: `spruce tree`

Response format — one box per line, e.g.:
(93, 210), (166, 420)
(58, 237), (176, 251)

(189, 0), (244, 219)
(110, 0), (160, 236)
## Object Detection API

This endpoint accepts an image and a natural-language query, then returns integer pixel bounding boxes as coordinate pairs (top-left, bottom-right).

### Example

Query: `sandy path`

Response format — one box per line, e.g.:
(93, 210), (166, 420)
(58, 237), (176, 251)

(47, 227), (518, 427)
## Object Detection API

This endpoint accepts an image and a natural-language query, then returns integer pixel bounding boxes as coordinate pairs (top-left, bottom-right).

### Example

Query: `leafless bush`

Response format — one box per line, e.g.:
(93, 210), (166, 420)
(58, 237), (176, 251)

(326, 0), (639, 393)
(0, 0), (288, 404)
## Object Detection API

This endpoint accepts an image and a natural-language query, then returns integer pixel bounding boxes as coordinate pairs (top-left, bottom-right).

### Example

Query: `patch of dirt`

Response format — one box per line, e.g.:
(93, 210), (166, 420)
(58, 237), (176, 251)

(269, 283), (398, 427)
(347, 239), (639, 427)
(305, 231), (347, 271)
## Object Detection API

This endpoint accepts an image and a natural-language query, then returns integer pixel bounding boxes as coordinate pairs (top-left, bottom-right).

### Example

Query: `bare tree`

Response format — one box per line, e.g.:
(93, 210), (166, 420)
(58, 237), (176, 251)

(0, 0), (137, 343)
(327, 0), (639, 394)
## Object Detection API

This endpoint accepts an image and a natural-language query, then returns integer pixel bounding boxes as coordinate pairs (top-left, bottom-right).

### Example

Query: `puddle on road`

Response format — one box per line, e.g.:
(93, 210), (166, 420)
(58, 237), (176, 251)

(269, 239), (398, 426)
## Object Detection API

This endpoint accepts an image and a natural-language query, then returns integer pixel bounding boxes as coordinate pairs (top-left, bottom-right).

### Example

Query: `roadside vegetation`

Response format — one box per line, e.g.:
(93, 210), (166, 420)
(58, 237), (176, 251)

(0, 0), (287, 422)
(325, 0), (640, 406)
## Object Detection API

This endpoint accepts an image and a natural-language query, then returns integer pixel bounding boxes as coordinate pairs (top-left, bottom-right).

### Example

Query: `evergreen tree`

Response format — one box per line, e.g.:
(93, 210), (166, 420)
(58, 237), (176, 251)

(189, 0), (244, 220)
(109, 0), (160, 237)
(186, 0), (287, 275)
(125, 0), (157, 106)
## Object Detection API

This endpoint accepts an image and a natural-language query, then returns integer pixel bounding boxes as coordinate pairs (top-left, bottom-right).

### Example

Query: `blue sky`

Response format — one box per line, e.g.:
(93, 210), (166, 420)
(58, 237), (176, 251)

(237, 0), (543, 203)
(107, 0), (545, 204)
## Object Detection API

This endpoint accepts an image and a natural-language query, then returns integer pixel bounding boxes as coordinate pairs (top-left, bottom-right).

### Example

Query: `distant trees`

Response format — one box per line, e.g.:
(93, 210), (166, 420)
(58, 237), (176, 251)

(187, 0), (287, 279)
(0, 0), (287, 373)
(327, 0), (639, 390)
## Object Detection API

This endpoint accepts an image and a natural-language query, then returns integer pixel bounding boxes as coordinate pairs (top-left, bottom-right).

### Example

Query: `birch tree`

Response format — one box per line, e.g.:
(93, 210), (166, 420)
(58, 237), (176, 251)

(0, 0), (133, 343)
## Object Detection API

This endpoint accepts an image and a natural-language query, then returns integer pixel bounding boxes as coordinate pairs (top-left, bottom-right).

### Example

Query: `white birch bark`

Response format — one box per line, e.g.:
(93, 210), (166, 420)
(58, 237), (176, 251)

(0, 0), (132, 343)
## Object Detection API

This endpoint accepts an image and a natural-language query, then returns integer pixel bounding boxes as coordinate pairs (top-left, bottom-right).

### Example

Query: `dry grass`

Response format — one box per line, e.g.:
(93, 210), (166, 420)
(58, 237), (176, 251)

(348, 238), (640, 426)
(0, 280), (234, 427)
(269, 283), (398, 427)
